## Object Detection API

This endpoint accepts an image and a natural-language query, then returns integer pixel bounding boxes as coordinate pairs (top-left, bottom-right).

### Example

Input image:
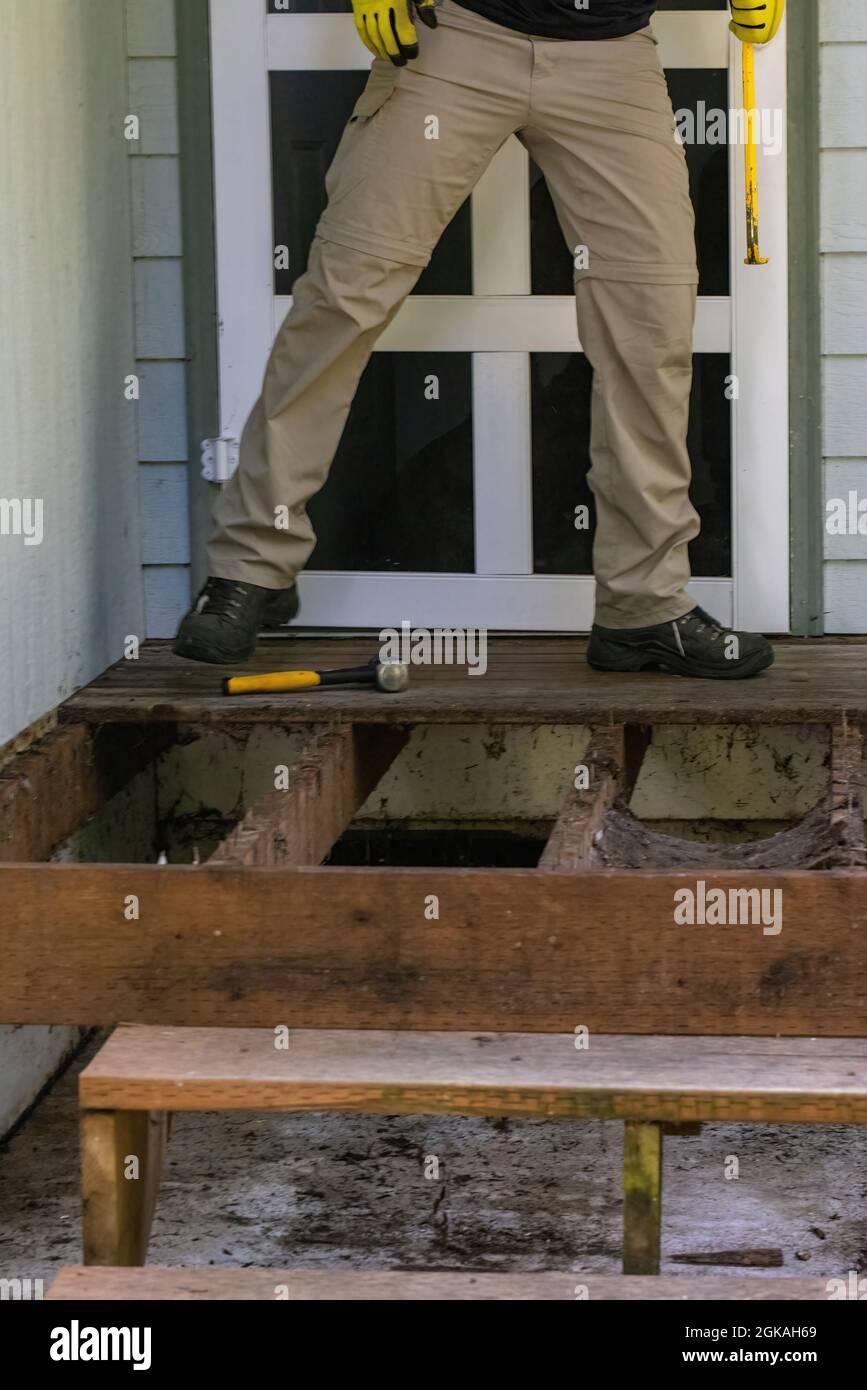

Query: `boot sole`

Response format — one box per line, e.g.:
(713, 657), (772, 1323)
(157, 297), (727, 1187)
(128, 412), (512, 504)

(587, 646), (775, 681)
(172, 634), (258, 666)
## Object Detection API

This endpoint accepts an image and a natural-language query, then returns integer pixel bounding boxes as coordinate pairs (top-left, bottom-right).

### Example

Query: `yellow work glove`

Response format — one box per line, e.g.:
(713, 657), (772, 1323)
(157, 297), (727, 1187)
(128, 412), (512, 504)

(352, 0), (427, 66)
(729, 0), (785, 44)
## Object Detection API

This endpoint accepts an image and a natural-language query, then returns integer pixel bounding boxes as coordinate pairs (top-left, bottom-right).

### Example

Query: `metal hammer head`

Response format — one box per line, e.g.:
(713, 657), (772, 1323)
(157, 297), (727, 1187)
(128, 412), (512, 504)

(376, 661), (410, 693)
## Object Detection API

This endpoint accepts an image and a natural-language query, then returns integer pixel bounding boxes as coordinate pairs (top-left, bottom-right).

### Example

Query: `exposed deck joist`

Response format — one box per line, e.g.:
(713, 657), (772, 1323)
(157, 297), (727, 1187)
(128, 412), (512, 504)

(0, 723), (171, 862)
(209, 724), (408, 867)
(539, 724), (650, 870)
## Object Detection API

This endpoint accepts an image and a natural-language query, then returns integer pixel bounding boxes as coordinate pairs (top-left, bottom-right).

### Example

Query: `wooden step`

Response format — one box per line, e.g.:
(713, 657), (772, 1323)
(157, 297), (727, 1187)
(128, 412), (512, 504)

(79, 1026), (867, 1275)
(81, 1026), (867, 1125)
(47, 1266), (838, 1302)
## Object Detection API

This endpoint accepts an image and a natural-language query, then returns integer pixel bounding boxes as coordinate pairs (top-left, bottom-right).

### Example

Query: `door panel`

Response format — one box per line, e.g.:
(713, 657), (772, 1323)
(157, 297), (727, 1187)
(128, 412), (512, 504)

(306, 352), (475, 572)
(531, 352), (732, 578)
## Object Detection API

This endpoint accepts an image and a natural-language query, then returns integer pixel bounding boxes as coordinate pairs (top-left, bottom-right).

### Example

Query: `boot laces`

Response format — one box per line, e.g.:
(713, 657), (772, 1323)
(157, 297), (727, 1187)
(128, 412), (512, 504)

(681, 606), (727, 642)
(196, 578), (249, 619)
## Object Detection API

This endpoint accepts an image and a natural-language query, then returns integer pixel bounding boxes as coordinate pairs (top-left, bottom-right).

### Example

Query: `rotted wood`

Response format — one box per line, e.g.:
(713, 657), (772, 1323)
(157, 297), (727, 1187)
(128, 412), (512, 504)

(0, 722), (172, 863)
(672, 1249), (782, 1269)
(2, 864), (867, 1032)
(591, 720), (866, 872)
(594, 799), (844, 871)
(81, 1108), (168, 1266)
(539, 724), (650, 870)
(209, 724), (408, 867)
(623, 1121), (662, 1275)
(825, 720), (866, 868)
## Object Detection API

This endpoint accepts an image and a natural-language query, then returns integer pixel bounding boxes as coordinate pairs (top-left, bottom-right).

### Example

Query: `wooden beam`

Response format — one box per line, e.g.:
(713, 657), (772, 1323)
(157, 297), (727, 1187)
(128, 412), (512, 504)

(539, 725), (650, 870)
(623, 1121), (662, 1275)
(828, 721), (866, 868)
(0, 723), (171, 863)
(2, 864), (866, 1034)
(209, 725), (408, 867)
(81, 1109), (167, 1266)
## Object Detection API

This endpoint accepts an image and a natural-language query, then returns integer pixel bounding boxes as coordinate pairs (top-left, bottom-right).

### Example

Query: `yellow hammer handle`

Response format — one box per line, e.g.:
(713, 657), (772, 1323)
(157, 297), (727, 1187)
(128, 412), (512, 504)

(224, 671), (322, 695)
(743, 43), (768, 266)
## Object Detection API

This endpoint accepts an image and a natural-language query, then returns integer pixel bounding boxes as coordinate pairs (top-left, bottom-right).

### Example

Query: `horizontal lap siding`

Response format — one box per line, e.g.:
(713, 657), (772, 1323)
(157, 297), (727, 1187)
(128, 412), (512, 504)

(0, 0), (142, 1132)
(128, 0), (191, 636)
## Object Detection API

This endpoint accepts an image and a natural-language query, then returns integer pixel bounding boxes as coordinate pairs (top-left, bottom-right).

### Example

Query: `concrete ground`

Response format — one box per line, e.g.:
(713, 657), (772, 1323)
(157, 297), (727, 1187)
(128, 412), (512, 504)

(1, 1034), (865, 1290)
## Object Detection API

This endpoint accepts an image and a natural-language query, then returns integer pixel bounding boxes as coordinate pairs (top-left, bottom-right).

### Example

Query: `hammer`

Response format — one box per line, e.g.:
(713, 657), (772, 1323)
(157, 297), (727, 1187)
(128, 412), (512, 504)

(223, 658), (409, 696)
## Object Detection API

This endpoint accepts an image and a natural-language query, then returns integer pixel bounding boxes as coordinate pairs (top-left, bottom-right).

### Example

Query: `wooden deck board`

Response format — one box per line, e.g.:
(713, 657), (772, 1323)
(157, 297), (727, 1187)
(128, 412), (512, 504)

(46, 1266), (838, 1301)
(59, 637), (867, 726)
(79, 1027), (867, 1123)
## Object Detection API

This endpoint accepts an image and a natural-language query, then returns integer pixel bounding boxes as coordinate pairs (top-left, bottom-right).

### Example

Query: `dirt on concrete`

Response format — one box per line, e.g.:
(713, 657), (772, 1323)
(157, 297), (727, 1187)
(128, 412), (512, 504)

(1, 1035), (865, 1288)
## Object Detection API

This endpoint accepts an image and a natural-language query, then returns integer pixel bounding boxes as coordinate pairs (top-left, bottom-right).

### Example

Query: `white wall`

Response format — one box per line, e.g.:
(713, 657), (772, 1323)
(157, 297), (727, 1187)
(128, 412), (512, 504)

(128, 0), (193, 635)
(0, 0), (143, 1133)
(820, 1), (867, 630)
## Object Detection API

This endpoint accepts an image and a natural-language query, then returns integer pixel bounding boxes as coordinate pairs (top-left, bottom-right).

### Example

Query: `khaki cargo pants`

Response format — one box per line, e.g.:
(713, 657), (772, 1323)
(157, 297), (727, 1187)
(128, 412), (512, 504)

(209, 0), (700, 628)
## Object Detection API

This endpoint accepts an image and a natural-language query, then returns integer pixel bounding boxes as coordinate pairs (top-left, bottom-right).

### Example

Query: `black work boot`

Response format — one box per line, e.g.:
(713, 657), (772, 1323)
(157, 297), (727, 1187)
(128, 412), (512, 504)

(173, 577), (298, 664)
(262, 585), (300, 630)
(587, 605), (774, 680)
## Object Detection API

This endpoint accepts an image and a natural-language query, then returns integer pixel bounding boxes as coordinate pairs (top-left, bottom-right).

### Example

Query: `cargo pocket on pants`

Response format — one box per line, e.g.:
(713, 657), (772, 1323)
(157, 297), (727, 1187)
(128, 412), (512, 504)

(323, 65), (399, 201)
(316, 63), (429, 265)
(349, 64), (399, 123)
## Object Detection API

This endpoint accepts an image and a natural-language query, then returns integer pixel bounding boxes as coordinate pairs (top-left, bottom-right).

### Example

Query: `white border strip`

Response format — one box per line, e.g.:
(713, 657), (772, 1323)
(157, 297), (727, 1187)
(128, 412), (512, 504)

(473, 354), (533, 575)
(211, 0), (274, 441)
(294, 573), (733, 632)
(729, 25), (789, 632)
(472, 138), (531, 296)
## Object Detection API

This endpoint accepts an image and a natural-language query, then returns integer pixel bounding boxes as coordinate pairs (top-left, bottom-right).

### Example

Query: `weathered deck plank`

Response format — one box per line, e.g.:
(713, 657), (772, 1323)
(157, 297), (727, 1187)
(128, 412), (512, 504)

(58, 638), (867, 726)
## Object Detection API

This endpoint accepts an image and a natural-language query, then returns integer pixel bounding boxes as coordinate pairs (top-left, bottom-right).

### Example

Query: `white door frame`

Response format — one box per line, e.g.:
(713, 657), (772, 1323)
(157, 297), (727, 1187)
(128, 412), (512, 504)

(209, 2), (789, 632)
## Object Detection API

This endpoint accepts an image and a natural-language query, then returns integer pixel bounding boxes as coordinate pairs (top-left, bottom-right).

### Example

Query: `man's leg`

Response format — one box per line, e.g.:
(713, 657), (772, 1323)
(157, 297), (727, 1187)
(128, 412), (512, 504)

(577, 278), (698, 630)
(177, 4), (528, 661)
(520, 27), (699, 629)
(207, 237), (420, 591)
(519, 27), (772, 677)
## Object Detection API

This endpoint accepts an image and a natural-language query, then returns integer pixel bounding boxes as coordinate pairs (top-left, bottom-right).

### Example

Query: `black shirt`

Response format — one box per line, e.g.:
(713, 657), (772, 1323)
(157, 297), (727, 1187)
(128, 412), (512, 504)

(452, 1), (659, 41)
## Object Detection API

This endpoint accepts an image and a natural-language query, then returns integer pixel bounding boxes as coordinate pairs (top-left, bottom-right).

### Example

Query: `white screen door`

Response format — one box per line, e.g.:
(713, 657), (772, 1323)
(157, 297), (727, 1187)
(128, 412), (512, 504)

(209, 0), (789, 632)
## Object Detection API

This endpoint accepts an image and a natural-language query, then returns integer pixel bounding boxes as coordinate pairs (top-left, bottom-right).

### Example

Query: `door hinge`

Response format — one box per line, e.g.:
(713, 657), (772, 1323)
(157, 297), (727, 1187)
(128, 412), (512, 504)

(201, 437), (239, 483)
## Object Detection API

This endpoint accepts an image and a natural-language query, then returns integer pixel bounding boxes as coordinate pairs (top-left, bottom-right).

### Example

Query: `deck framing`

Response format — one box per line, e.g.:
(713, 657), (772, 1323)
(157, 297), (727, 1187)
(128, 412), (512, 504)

(5, 640), (867, 1288)
(0, 679), (864, 1037)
